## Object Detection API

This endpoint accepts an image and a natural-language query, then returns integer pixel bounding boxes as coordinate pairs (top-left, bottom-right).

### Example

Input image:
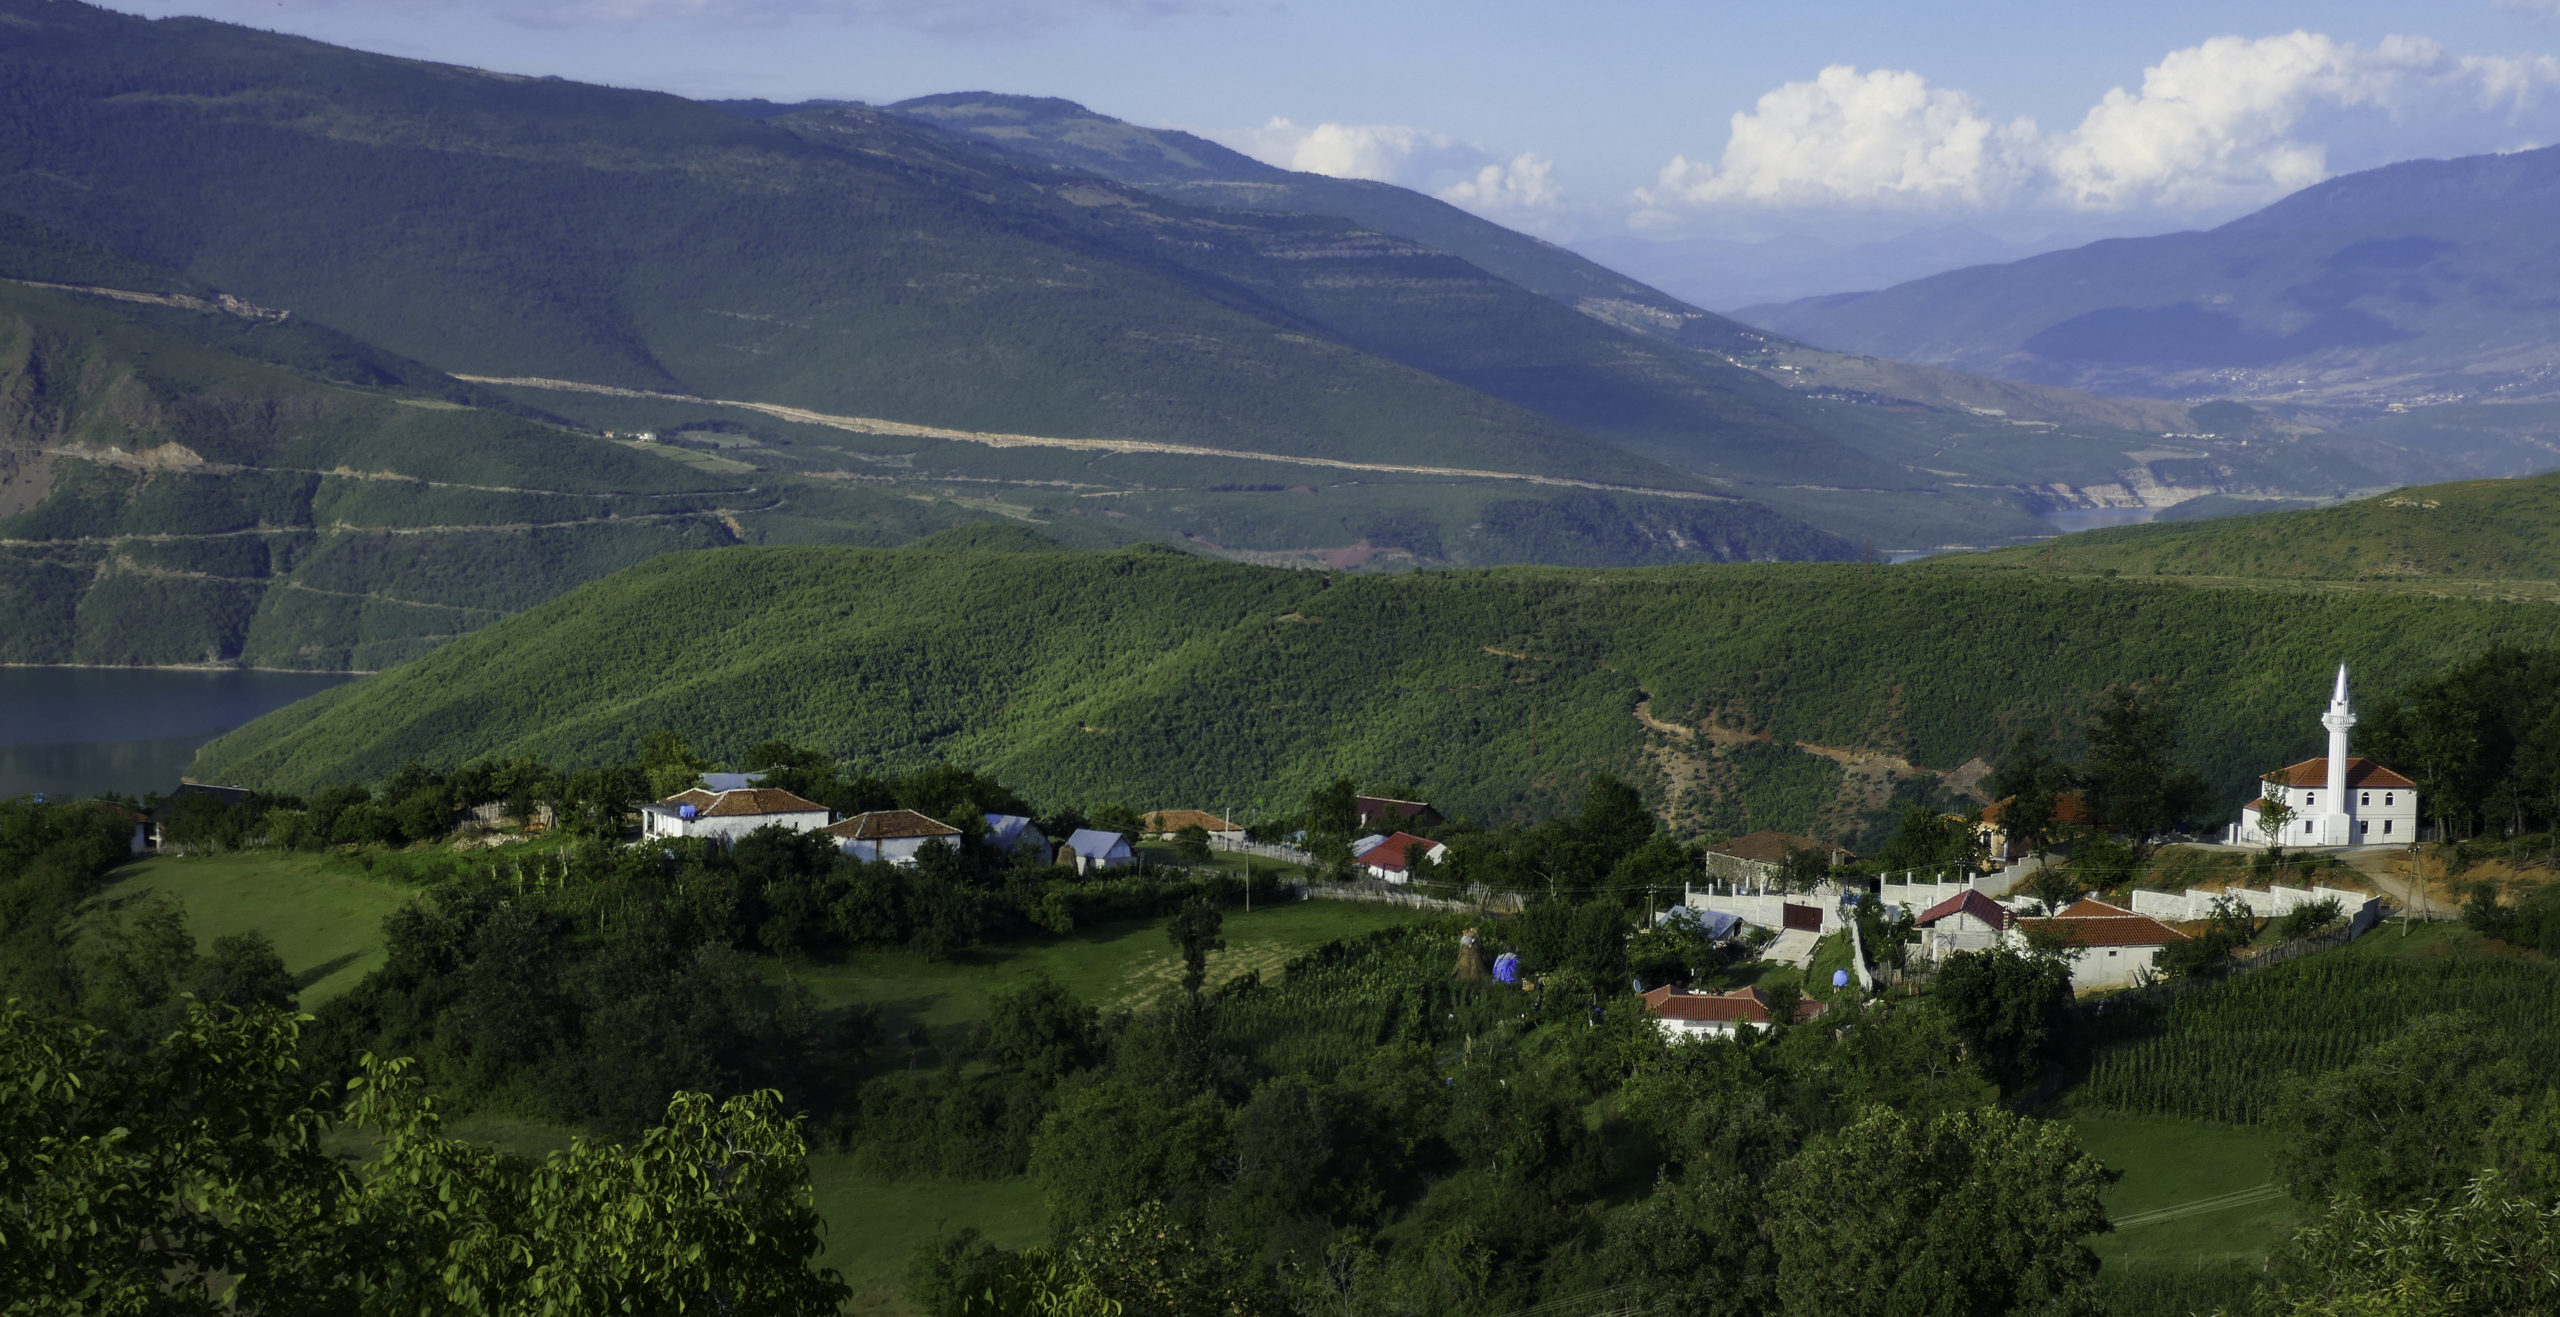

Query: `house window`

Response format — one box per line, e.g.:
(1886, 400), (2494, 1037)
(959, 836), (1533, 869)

(2360, 792), (2370, 806)
(2304, 820), (2315, 835)
(2360, 821), (2369, 836)
(2385, 793), (2394, 806)
(2306, 793), (2316, 808)
(2384, 820), (2393, 835)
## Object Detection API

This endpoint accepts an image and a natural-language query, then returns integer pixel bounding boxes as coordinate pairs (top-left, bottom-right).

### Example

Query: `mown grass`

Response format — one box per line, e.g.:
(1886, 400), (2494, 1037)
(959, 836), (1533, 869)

(2073, 1117), (2295, 1271)
(94, 848), (421, 1005)
(792, 897), (1435, 1048)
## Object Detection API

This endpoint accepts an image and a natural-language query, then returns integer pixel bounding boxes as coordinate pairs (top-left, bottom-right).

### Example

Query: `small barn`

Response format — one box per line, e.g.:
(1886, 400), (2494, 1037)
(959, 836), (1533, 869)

(986, 813), (1054, 865)
(1357, 795), (1445, 829)
(1357, 831), (1448, 883)
(1061, 828), (1134, 874)
(1914, 889), (2013, 956)
(1142, 809), (1244, 845)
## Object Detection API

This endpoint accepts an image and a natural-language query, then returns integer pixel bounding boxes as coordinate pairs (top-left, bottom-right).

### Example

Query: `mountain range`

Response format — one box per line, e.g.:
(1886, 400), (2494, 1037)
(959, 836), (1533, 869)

(1738, 145), (2560, 429)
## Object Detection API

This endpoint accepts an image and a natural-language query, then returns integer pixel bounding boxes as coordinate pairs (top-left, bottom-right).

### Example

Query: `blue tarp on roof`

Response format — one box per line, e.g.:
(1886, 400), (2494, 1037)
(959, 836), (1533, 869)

(1655, 906), (1743, 940)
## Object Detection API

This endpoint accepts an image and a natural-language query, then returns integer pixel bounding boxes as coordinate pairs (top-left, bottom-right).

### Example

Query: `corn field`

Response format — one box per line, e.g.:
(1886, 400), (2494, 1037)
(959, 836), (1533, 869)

(1213, 926), (1534, 1077)
(2075, 950), (2560, 1124)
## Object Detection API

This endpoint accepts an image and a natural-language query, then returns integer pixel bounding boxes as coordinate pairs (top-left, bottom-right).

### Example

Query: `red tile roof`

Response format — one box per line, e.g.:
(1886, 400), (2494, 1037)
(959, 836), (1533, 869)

(1640, 984), (1828, 1026)
(1915, 889), (2011, 930)
(2263, 757), (2417, 789)
(1707, 829), (1856, 864)
(2015, 903), (2189, 948)
(659, 787), (829, 818)
(825, 809), (960, 841)
(1358, 831), (1440, 872)
(1142, 809), (1239, 834)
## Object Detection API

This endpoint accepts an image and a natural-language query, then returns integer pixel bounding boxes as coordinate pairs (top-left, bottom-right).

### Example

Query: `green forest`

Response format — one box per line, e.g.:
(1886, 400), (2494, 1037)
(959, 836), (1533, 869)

(190, 533), (2559, 837)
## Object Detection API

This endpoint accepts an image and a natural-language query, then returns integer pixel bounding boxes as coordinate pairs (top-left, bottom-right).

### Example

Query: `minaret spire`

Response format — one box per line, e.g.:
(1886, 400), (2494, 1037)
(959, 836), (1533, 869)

(2321, 663), (2356, 845)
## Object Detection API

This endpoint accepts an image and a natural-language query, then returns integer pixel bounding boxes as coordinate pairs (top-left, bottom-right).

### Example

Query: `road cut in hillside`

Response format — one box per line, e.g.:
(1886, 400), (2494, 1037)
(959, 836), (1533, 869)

(455, 374), (1736, 501)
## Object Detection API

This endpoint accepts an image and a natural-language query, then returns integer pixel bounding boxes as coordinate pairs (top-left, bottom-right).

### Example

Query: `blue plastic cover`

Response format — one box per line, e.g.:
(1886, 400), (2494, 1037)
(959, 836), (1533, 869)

(1492, 952), (1520, 984)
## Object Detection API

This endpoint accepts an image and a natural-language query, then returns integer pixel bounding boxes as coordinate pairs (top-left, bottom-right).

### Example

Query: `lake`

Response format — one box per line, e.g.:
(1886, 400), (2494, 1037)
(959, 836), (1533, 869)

(0, 668), (363, 800)
(2037, 507), (2161, 534)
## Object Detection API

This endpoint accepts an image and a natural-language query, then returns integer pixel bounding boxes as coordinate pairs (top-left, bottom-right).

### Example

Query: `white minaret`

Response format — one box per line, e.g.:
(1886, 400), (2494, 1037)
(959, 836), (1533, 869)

(2321, 663), (2356, 845)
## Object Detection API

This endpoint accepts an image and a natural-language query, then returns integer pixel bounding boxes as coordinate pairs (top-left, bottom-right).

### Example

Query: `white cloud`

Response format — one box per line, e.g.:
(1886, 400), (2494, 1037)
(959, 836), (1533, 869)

(1211, 118), (1569, 223)
(1437, 152), (1563, 212)
(1640, 66), (2036, 210)
(1647, 32), (2560, 220)
(1218, 117), (1468, 183)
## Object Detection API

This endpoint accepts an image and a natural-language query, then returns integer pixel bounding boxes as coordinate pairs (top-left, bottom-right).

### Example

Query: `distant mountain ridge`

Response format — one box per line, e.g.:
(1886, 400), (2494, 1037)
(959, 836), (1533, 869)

(1735, 145), (2560, 415)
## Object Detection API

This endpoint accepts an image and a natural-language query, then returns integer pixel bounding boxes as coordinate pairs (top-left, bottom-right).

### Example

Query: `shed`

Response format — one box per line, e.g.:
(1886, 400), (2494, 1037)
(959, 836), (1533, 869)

(1357, 795), (1445, 829)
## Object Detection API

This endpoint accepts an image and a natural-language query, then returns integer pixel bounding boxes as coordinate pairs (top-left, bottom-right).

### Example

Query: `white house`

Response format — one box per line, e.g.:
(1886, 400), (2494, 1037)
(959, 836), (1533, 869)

(2232, 666), (2421, 848)
(1357, 831), (1449, 883)
(986, 814), (1054, 865)
(2007, 898), (2188, 991)
(639, 787), (830, 842)
(1913, 889), (2012, 957)
(1061, 828), (1134, 874)
(826, 809), (963, 865)
(1638, 984), (1828, 1040)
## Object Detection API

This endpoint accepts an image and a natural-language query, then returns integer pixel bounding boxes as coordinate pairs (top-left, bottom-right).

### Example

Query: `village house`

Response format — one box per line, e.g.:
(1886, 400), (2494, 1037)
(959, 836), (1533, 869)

(1976, 793), (2089, 864)
(1357, 831), (1448, 883)
(2008, 897), (2189, 991)
(1913, 889), (2012, 956)
(987, 813), (1053, 865)
(1357, 795), (1445, 829)
(1701, 830), (1856, 885)
(1061, 828), (1134, 874)
(2232, 666), (2420, 847)
(1142, 809), (1244, 844)
(639, 787), (830, 842)
(1638, 984), (1828, 1040)
(826, 809), (962, 865)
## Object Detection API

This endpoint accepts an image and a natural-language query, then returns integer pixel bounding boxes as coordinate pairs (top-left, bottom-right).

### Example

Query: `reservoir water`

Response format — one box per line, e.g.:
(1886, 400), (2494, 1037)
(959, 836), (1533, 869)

(0, 668), (362, 800)
(2036, 507), (2161, 534)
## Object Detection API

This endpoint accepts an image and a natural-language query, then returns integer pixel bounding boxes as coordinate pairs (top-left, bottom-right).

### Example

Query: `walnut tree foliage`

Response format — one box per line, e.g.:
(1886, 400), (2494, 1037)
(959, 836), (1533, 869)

(0, 1000), (849, 1316)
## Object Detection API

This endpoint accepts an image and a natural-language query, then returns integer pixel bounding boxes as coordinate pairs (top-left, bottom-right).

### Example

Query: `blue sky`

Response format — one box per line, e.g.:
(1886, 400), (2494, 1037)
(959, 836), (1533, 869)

(116, 0), (2560, 305)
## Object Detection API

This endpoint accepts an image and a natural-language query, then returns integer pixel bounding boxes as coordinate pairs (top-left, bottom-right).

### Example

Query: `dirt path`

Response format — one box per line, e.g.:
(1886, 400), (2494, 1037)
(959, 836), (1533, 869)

(459, 374), (1737, 502)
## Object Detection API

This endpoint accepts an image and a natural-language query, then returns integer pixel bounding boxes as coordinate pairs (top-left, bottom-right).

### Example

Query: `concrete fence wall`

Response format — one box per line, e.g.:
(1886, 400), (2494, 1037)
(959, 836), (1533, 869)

(2129, 884), (2370, 922)
(1683, 889), (1844, 934)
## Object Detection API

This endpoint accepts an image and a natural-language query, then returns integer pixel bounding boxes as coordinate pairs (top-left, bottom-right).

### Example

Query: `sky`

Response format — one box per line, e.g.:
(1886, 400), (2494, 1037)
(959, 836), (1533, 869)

(110, 0), (2560, 307)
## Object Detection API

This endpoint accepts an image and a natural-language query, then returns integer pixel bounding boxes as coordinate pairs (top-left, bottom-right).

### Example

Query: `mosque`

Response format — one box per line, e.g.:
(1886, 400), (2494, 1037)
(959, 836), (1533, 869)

(2229, 665), (2420, 848)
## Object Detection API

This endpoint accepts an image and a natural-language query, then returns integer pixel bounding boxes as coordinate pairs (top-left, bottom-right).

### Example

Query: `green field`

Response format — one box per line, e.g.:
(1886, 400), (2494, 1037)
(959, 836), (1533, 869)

(795, 896), (1436, 1044)
(2074, 1117), (2294, 1271)
(93, 849), (420, 1006)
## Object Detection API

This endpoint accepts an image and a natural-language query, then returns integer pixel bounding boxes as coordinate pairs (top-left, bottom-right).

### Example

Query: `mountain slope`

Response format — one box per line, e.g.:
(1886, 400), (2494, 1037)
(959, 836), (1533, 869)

(0, 0), (1710, 495)
(1942, 470), (2560, 585)
(1736, 145), (2560, 411)
(193, 539), (2557, 834)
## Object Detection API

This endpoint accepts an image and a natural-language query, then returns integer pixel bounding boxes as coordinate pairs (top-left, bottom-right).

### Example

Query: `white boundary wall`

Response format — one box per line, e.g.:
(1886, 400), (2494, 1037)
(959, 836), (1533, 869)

(2129, 884), (2369, 922)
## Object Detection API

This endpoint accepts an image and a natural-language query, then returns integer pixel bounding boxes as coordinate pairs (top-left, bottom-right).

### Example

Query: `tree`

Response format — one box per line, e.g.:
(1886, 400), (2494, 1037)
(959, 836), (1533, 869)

(1304, 778), (1359, 838)
(1931, 945), (2074, 1092)
(1872, 806), (1981, 876)
(1173, 825), (1213, 865)
(0, 1000), (851, 1314)
(1166, 897), (1225, 999)
(2274, 1013), (2541, 1210)
(193, 930), (298, 1013)
(2255, 774), (2298, 855)
(639, 728), (714, 801)
(1990, 730), (2075, 869)
(2237, 1173), (2560, 1317)
(985, 976), (1103, 1083)
(2078, 683), (2211, 861)
(2156, 894), (2256, 979)
(1766, 1105), (2113, 1317)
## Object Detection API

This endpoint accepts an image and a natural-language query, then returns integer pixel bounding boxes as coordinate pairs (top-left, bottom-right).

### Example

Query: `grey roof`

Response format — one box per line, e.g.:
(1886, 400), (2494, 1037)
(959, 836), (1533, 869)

(1064, 828), (1131, 856)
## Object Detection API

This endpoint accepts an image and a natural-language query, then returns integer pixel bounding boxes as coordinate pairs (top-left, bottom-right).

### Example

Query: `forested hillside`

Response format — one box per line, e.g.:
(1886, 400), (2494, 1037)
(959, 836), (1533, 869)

(192, 534), (2559, 833)
(1947, 471), (2560, 584)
